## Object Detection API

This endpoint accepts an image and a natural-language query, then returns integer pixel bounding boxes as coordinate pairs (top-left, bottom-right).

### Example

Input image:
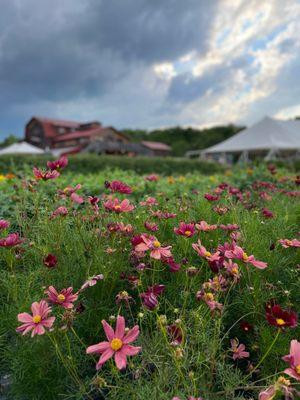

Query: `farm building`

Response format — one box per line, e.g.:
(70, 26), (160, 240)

(25, 117), (171, 157)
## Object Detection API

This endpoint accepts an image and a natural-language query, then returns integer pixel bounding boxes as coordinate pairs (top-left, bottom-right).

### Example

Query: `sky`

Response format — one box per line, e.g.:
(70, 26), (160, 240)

(0, 0), (300, 138)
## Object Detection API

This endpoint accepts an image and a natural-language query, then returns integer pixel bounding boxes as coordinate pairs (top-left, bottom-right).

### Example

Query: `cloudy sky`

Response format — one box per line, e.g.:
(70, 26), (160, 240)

(0, 0), (300, 138)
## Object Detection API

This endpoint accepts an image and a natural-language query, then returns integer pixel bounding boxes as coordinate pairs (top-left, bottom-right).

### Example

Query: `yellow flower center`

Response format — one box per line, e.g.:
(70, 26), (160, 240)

(153, 240), (161, 248)
(32, 315), (42, 324)
(232, 267), (238, 274)
(110, 338), (123, 351)
(205, 292), (214, 301)
(276, 318), (285, 326)
(184, 230), (192, 237)
(57, 294), (66, 302)
(286, 240), (292, 245)
(295, 365), (300, 375)
(204, 251), (212, 257)
(114, 205), (121, 210)
(242, 252), (248, 261)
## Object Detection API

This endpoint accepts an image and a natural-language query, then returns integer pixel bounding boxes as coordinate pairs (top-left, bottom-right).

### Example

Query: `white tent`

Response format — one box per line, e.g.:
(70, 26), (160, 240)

(186, 117), (300, 162)
(0, 142), (45, 155)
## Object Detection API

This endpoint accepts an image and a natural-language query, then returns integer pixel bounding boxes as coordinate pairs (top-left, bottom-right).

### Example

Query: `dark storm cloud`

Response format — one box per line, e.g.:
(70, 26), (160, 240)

(0, 0), (215, 106)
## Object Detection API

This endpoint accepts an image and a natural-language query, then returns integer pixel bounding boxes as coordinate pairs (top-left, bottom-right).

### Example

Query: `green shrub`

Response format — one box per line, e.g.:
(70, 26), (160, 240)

(0, 154), (223, 175)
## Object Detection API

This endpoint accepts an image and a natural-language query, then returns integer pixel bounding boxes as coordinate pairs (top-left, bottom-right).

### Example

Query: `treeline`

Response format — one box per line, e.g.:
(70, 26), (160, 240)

(123, 125), (245, 156)
(0, 125), (246, 157)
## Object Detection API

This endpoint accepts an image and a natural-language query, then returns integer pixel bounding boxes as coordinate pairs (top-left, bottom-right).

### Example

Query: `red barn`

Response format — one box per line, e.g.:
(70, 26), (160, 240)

(25, 117), (129, 155)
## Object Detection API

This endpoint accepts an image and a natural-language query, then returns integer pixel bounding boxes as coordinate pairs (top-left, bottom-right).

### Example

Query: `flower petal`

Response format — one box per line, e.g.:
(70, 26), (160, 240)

(115, 316), (125, 339)
(114, 351), (127, 370)
(102, 319), (114, 341)
(86, 342), (110, 354)
(96, 348), (114, 370)
(122, 344), (141, 356)
(123, 325), (140, 344)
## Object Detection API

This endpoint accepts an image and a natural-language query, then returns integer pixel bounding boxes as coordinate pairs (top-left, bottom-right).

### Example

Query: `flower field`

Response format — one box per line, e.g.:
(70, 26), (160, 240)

(0, 158), (299, 400)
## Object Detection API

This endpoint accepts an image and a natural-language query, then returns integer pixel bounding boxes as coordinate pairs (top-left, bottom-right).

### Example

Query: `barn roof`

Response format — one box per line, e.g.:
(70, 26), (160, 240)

(141, 141), (171, 151)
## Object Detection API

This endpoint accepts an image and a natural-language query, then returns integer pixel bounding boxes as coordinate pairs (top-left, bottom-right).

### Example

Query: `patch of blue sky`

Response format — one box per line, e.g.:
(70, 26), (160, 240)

(251, 24), (286, 51)
(216, 27), (231, 47)
(173, 58), (198, 75)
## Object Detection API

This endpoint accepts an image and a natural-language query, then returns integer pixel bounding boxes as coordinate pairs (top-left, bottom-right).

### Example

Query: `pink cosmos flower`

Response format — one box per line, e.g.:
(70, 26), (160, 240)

(174, 222), (195, 237)
(58, 184), (81, 198)
(282, 340), (300, 381)
(45, 286), (78, 309)
(195, 221), (217, 232)
(0, 233), (24, 247)
(104, 198), (135, 213)
(144, 221), (159, 232)
(230, 339), (249, 360)
(50, 206), (68, 219)
(47, 156), (68, 171)
(70, 192), (84, 204)
(16, 300), (55, 337)
(105, 180), (132, 194)
(145, 174), (159, 181)
(134, 234), (172, 260)
(79, 274), (104, 291)
(225, 244), (267, 269)
(86, 315), (141, 370)
(140, 197), (158, 207)
(196, 290), (223, 311)
(33, 167), (60, 180)
(0, 219), (10, 230)
(192, 240), (221, 262)
(279, 239), (300, 248)
(259, 378), (295, 400)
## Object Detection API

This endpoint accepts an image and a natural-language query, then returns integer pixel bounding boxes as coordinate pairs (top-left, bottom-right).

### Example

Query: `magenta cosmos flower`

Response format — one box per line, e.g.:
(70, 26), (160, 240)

(134, 234), (172, 260)
(16, 300), (55, 337)
(0, 233), (24, 247)
(86, 315), (141, 370)
(45, 286), (78, 309)
(174, 222), (195, 237)
(33, 167), (60, 180)
(79, 274), (104, 292)
(47, 156), (68, 171)
(282, 340), (300, 381)
(225, 244), (267, 269)
(105, 180), (132, 194)
(0, 219), (10, 230)
(104, 198), (135, 213)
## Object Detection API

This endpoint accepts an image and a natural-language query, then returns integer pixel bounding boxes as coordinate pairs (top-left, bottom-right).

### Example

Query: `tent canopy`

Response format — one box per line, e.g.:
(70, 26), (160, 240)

(203, 117), (300, 154)
(0, 142), (45, 155)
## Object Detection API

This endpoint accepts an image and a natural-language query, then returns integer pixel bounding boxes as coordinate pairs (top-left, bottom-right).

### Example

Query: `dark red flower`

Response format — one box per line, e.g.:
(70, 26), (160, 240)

(266, 304), (298, 329)
(167, 324), (183, 345)
(262, 208), (274, 219)
(43, 253), (58, 268)
(240, 321), (253, 333)
(204, 193), (220, 202)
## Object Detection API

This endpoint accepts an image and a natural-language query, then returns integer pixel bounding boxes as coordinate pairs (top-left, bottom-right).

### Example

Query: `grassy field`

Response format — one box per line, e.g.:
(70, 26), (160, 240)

(0, 159), (299, 400)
